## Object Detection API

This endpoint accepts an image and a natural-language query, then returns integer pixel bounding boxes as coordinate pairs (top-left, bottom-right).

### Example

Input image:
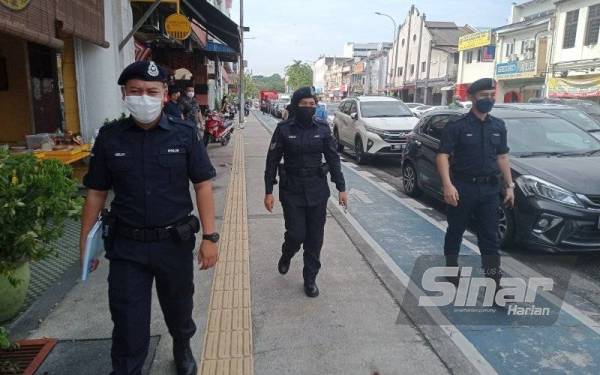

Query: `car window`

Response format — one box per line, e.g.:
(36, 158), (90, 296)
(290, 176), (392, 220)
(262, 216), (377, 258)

(349, 101), (358, 115)
(544, 109), (600, 131)
(423, 114), (460, 140)
(339, 101), (349, 114)
(359, 101), (413, 118)
(505, 117), (600, 154)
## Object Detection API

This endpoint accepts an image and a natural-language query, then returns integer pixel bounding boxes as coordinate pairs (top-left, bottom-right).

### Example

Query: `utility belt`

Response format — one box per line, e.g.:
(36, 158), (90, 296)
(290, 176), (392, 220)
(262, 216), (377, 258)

(282, 163), (329, 178)
(103, 211), (200, 243)
(452, 172), (498, 185)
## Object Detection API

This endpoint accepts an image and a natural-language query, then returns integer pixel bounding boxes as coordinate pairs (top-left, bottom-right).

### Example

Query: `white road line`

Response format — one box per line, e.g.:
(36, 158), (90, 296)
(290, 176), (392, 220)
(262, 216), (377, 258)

(343, 164), (600, 336)
(377, 181), (397, 191)
(357, 170), (376, 178)
(329, 197), (498, 375)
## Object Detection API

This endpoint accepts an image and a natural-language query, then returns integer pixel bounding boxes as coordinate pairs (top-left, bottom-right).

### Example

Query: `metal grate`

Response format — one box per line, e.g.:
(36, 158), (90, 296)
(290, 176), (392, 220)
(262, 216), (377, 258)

(0, 339), (56, 375)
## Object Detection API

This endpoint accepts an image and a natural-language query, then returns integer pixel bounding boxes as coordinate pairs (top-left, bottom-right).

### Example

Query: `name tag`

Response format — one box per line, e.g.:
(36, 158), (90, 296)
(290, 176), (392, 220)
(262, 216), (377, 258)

(466, 133), (473, 137)
(167, 148), (181, 153)
(288, 135), (297, 139)
(492, 133), (500, 137)
(313, 134), (321, 138)
(114, 152), (127, 157)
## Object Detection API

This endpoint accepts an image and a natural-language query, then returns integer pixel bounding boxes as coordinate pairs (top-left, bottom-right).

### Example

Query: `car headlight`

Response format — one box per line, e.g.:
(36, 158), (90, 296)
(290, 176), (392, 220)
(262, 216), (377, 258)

(516, 175), (584, 208)
(364, 125), (385, 138)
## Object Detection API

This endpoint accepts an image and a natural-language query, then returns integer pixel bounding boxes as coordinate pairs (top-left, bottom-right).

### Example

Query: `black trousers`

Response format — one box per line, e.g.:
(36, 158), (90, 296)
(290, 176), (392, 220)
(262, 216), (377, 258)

(106, 235), (196, 375)
(444, 180), (501, 271)
(281, 201), (328, 284)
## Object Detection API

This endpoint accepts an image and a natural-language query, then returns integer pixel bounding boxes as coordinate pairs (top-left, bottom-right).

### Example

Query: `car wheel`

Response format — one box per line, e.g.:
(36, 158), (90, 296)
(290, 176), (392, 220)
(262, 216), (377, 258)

(402, 162), (422, 197)
(498, 204), (515, 248)
(334, 128), (344, 153)
(354, 137), (368, 164)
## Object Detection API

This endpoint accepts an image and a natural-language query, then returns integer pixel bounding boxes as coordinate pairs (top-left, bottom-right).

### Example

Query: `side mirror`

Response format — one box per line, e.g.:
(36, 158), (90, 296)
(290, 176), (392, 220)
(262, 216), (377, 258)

(351, 112), (358, 120)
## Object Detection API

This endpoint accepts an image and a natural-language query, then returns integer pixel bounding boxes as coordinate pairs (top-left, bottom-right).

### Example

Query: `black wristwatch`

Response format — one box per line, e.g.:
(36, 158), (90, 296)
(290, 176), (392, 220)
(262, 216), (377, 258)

(202, 232), (220, 243)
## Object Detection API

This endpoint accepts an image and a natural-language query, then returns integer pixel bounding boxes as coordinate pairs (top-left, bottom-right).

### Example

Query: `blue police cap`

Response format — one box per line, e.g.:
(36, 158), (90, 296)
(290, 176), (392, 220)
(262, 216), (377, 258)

(290, 86), (316, 107)
(117, 61), (168, 85)
(468, 78), (496, 95)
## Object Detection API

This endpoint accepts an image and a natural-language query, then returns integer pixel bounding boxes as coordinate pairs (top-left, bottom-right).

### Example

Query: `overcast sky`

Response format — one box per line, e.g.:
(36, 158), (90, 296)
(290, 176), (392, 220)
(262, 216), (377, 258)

(229, 0), (518, 76)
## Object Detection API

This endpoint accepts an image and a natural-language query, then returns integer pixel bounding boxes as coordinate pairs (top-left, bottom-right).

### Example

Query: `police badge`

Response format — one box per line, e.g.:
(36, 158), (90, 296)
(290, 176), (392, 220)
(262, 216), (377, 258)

(147, 62), (159, 77)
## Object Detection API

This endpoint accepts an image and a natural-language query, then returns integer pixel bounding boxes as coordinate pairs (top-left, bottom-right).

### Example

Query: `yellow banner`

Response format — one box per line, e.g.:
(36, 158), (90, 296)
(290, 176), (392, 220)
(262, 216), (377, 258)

(458, 31), (492, 51)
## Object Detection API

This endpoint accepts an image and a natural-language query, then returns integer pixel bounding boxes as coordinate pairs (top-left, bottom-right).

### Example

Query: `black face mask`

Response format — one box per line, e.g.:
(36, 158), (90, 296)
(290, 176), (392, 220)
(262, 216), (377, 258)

(296, 107), (316, 125)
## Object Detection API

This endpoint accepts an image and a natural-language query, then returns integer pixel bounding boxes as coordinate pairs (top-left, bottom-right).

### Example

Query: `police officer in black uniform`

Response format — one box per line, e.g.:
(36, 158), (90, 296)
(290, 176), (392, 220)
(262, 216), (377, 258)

(436, 78), (515, 291)
(80, 61), (220, 375)
(264, 87), (348, 298)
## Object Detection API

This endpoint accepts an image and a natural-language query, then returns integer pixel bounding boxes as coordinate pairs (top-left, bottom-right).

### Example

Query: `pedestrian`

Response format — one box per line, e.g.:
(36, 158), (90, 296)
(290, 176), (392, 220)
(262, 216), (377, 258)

(264, 86), (348, 298)
(164, 85), (184, 119)
(448, 95), (463, 109)
(436, 78), (515, 298)
(80, 60), (220, 375)
(179, 84), (202, 127)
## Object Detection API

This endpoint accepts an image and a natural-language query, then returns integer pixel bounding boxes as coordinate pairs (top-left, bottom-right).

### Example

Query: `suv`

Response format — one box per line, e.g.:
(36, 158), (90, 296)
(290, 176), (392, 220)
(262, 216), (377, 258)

(333, 96), (419, 164)
(402, 108), (600, 252)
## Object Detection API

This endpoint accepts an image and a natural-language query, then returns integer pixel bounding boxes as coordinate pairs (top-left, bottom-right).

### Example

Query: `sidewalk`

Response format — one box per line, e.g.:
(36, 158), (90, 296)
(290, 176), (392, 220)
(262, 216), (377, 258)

(22, 113), (449, 374)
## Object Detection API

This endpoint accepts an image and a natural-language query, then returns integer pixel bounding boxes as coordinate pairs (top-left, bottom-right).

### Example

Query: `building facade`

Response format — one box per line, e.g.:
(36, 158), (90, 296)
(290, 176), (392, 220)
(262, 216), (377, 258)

(343, 42), (389, 58)
(455, 30), (497, 100)
(364, 49), (390, 95)
(313, 56), (350, 95)
(547, 0), (600, 102)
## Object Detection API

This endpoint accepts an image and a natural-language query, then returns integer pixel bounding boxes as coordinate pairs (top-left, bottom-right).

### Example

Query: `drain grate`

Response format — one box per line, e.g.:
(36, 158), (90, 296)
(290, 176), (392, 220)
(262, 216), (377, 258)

(0, 338), (56, 375)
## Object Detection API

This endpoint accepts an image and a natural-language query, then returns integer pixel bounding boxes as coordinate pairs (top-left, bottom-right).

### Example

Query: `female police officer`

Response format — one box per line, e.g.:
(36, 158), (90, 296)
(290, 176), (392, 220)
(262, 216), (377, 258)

(264, 87), (348, 297)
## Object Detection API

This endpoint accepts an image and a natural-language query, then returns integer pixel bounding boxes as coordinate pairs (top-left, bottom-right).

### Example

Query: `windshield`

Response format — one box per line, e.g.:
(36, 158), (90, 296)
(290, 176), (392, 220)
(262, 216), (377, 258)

(564, 99), (600, 116)
(360, 101), (413, 118)
(543, 109), (600, 131)
(505, 117), (600, 155)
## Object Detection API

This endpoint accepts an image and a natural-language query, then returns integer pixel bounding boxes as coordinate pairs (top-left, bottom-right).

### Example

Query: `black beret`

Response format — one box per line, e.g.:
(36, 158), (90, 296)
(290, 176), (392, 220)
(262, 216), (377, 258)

(290, 86), (316, 107)
(117, 61), (168, 85)
(468, 78), (496, 95)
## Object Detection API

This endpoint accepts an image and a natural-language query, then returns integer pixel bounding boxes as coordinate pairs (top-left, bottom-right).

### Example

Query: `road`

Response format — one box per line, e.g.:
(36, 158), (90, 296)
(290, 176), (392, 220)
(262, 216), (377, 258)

(256, 110), (600, 374)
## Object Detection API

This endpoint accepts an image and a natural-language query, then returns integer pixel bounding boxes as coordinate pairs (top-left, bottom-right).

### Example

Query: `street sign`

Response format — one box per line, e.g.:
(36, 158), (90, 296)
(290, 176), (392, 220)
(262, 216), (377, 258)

(165, 13), (191, 40)
(0, 0), (30, 10)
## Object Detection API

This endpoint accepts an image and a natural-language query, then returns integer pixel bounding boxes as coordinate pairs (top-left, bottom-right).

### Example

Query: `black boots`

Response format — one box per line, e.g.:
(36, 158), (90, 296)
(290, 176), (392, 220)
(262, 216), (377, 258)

(444, 255), (460, 286)
(278, 255), (291, 274)
(304, 282), (319, 298)
(173, 339), (197, 375)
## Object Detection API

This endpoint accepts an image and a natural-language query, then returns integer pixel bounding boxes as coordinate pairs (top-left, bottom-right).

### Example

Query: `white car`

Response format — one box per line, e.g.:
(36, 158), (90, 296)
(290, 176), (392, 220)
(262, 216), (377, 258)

(333, 96), (419, 164)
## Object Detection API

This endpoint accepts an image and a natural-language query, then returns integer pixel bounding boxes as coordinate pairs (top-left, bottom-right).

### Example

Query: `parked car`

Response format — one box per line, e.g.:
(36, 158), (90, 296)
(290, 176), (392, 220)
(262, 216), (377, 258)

(496, 103), (600, 140)
(402, 107), (600, 252)
(529, 98), (600, 123)
(333, 96), (419, 164)
(412, 105), (434, 117)
(271, 100), (290, 118)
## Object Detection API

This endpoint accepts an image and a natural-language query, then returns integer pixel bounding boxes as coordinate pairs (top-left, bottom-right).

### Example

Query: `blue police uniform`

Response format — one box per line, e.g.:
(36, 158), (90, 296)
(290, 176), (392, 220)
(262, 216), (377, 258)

(264, 114), (345, 291)
(84, 60), (215, 375)
(438, 110), (509, 274)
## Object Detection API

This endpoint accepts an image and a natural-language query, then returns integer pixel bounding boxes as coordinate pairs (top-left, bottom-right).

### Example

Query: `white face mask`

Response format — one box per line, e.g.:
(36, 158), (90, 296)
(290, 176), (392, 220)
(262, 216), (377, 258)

(124, 95), (163, 124)
(186, 91), (195, 99)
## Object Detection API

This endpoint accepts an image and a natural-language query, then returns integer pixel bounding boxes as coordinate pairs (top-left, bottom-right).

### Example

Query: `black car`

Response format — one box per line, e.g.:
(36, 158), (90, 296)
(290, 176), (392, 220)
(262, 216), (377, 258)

(495, 103), (600, 141)
(528, 98), (600, 124)
(402, 107), (600, 252)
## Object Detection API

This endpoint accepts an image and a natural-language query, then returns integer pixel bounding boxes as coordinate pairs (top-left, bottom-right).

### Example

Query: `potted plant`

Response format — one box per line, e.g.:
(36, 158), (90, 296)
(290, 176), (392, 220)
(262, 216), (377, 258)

(0, 149), (82, 322)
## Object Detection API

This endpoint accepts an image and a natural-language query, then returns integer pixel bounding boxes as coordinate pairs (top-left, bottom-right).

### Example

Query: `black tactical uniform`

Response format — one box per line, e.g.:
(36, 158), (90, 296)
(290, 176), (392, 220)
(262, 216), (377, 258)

(264, 87), (345, 297)
(438, 78), (509, 282)
(84, 61), (216, 375)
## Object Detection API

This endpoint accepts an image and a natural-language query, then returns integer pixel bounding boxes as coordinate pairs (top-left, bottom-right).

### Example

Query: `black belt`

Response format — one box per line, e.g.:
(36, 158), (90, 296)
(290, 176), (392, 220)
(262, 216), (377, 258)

(116, 216), (198, 242)
(452, 173), (498, 184)
(285, 167), (320, 177)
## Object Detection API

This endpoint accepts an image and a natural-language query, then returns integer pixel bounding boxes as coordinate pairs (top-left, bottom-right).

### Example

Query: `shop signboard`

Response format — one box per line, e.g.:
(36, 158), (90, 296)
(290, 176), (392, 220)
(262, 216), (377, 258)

(458, 31), (492, 51)
(495, 60), (536, 80)
(165, 13), (191, 41)
(548, 76), (600, 98)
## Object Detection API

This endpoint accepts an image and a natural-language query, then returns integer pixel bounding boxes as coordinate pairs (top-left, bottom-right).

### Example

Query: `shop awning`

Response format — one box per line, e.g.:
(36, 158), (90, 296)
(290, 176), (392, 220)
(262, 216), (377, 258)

(203, 41), (238, 62)
(181, 0), (240, 53)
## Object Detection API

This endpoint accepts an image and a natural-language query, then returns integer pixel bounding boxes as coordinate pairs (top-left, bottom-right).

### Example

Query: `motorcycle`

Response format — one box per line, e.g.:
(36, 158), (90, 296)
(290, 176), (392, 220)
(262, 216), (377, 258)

(204, 111), (234, 146)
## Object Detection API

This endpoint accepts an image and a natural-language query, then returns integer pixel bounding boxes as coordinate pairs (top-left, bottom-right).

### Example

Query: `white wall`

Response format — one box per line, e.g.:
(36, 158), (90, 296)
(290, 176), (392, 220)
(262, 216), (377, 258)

(75, 0), (134, 141)
(510, 0), (554, 23)
(552, 0), (600, 71)
(457, 49), (495, 84)
(312, 58), (328, 93)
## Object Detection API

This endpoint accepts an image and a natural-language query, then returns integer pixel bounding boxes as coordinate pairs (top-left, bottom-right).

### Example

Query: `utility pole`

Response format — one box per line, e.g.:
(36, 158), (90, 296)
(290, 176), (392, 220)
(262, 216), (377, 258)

(238, 0), (245, 125)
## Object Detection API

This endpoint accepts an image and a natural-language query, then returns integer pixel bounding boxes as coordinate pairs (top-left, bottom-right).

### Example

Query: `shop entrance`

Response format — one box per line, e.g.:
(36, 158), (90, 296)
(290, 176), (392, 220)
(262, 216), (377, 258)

(28, 43), (61, 134)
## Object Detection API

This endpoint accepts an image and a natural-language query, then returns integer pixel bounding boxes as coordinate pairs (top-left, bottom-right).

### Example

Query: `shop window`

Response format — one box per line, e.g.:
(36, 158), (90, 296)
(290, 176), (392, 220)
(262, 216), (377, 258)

(585, 4), (600, 46)
(410, 64), (415, 75)
(421, 61), (426, 72)
(397, 67), (403, 76)
(563, 9), (579, 49)
(477, 48), (482, 62)
(466, 51), (473, 64)
(0, 57), (7, 91)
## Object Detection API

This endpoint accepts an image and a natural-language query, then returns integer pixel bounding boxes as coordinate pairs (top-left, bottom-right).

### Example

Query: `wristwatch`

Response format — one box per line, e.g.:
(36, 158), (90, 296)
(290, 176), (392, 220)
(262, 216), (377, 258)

(202, 233), (220, 243)
(506, 182), (516, 189)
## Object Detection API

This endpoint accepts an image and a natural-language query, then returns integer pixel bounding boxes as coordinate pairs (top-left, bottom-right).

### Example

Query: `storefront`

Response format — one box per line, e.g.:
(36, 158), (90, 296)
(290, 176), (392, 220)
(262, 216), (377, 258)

(496, 59), (545, 103)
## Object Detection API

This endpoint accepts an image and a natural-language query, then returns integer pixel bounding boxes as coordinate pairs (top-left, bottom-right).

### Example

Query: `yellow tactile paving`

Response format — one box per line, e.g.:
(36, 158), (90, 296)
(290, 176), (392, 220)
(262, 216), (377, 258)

(200, 131), (254, 375)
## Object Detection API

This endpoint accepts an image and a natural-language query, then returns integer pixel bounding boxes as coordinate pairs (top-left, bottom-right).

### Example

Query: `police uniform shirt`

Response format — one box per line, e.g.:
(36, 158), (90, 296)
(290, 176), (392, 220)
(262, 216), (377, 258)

(264, 118), (345, 206)
(84, 114), (216, 228)
(438, 111), (509, 177)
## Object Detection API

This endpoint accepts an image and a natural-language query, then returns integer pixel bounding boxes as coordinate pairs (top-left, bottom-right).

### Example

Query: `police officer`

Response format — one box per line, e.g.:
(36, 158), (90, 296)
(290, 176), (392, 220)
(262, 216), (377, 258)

(264, 87), (348, 298)
(436, 78), (515, 292)
(79, 61), (220, 375)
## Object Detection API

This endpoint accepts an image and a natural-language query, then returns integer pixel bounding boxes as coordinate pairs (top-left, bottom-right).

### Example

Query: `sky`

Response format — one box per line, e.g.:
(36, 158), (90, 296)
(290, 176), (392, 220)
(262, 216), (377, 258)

(229, 0), (519, 76)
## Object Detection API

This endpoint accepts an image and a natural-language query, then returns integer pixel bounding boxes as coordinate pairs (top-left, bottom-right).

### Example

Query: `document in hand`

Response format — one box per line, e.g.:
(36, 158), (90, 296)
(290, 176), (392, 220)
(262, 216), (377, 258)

(81, 219), (104, 281)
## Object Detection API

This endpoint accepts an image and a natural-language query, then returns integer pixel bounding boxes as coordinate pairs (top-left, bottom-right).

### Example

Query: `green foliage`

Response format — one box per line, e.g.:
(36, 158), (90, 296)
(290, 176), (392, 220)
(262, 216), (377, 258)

(243, 73), (257, 99)
(0, 327), (10, 350)
(284, 60), (313, 92)
(253, 74), (285, 93)
(0, 149), (82, 286)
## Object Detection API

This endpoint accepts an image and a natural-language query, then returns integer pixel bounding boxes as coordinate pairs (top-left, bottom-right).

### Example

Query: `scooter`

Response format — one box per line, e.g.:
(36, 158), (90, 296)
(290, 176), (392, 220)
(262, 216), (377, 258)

(204, 112), (234, 146)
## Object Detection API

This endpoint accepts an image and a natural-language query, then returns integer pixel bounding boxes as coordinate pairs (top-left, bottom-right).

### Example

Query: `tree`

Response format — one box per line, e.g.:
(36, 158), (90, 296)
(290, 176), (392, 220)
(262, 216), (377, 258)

(253, 74), (285, 92)
(243, 72), (257, 99)
(285, 60), (313, 92)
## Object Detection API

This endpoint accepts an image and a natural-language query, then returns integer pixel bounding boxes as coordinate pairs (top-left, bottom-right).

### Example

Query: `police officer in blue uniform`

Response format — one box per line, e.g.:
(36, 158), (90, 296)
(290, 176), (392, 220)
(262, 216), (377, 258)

(79, 61), (220, 375)
(264, 87), (348, 298)
(436, 78), (515, 291)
